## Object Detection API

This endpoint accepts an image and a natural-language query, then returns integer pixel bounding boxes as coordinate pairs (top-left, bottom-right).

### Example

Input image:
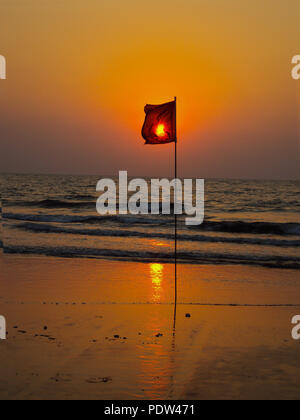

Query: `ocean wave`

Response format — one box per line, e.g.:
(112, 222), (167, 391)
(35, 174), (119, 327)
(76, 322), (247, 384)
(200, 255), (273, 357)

(3, 199), (94, 209)
(193, 220), (300, 236)
(4, 199), (182, 213)
(3, 212), (96, 223)
(3, 244), (300, 269)
(64, 194), (96, 201)
(3, 212), (300, 235)
(14, 222), (300, 247)
(3, 212), (169, 225)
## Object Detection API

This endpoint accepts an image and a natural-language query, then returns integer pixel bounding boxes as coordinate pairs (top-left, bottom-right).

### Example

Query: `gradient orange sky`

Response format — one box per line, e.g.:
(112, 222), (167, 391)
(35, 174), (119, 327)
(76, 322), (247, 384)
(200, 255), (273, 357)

(0, 0), (299, 179)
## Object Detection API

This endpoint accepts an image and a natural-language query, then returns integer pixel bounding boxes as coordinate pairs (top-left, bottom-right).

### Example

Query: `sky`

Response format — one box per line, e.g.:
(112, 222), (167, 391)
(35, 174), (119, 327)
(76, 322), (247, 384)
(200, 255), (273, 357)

(0, 0), (299, 179)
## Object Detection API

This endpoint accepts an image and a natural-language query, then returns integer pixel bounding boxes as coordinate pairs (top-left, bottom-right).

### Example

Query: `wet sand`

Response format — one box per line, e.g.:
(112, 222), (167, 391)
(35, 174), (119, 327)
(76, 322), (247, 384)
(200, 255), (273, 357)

(1, 251), (300, 400)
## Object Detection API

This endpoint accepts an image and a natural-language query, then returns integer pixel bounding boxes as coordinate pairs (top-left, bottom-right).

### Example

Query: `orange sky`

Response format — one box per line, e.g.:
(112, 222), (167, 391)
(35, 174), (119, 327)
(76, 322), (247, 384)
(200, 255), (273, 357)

(0, 0), (299, 179)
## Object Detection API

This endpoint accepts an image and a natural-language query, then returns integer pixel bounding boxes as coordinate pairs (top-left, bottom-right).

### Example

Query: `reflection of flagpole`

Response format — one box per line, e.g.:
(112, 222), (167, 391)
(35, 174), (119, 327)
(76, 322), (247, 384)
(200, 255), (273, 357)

(174, 96), (178, 309)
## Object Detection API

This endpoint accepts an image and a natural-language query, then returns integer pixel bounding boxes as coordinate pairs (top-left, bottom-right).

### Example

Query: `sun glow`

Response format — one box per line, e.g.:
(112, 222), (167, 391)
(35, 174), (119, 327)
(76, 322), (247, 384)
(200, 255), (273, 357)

(156, 124), (165, 137)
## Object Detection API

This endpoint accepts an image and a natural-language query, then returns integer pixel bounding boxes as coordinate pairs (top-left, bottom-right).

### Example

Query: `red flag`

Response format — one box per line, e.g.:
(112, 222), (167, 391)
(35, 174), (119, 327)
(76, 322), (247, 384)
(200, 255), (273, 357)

(142, 100), (176, 145)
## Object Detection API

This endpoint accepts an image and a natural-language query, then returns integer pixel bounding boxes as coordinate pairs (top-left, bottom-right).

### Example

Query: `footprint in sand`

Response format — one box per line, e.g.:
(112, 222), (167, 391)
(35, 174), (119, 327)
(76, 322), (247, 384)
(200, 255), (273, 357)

(86, 377), (112, 384)
(50, 373), (72, 383)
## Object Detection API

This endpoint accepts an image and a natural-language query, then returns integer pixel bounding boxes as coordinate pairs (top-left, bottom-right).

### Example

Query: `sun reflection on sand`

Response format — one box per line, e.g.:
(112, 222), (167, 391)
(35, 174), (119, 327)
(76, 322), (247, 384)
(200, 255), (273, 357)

(150, 263), (164, 303)
(137, 266), (175, 399)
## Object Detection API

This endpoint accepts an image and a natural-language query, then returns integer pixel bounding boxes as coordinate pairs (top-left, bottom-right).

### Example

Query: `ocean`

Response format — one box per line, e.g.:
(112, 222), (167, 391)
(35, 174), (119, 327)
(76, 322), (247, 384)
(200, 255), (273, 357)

(1, 174), (300, 269)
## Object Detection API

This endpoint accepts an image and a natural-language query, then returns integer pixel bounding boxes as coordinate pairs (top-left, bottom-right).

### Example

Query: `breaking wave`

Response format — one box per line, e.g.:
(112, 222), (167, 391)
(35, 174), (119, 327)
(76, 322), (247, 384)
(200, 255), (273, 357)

(13, 222), (300, 247)
(3, 212), (169, 225)
(4, 212), (300, 235)
(3, 244), (300, 269)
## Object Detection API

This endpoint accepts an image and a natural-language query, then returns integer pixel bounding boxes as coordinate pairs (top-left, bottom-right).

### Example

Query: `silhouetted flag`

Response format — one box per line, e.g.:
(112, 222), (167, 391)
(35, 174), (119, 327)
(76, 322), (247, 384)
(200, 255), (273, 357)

(142, 100), (176, 144)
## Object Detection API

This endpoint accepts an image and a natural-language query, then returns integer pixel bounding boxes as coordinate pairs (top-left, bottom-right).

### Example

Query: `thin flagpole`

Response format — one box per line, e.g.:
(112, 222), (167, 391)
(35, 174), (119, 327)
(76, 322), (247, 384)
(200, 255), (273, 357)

(174, 96), (178, 309)
(172, 97), (178, 385)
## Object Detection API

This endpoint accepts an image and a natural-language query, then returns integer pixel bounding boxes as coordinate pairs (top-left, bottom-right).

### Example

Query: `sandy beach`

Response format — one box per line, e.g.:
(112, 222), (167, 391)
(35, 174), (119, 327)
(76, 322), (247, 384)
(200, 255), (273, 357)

(1, 250), (300, 400)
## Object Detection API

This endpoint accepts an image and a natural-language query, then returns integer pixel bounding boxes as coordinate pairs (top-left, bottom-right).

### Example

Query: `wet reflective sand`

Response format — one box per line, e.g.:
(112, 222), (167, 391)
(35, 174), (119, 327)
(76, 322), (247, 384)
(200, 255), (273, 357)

(1, 252), (300, 400)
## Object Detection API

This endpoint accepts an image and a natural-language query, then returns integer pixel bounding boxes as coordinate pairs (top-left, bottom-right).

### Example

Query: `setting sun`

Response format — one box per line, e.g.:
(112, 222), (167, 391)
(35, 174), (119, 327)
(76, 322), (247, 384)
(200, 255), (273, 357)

(156, 124), (165, 137)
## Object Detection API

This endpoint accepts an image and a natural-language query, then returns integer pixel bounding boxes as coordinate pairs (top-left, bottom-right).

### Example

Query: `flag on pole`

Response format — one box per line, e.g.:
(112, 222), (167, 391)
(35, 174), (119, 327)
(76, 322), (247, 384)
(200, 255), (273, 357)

(141, 97), (178, 310)
(142, 100), (176, 145)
